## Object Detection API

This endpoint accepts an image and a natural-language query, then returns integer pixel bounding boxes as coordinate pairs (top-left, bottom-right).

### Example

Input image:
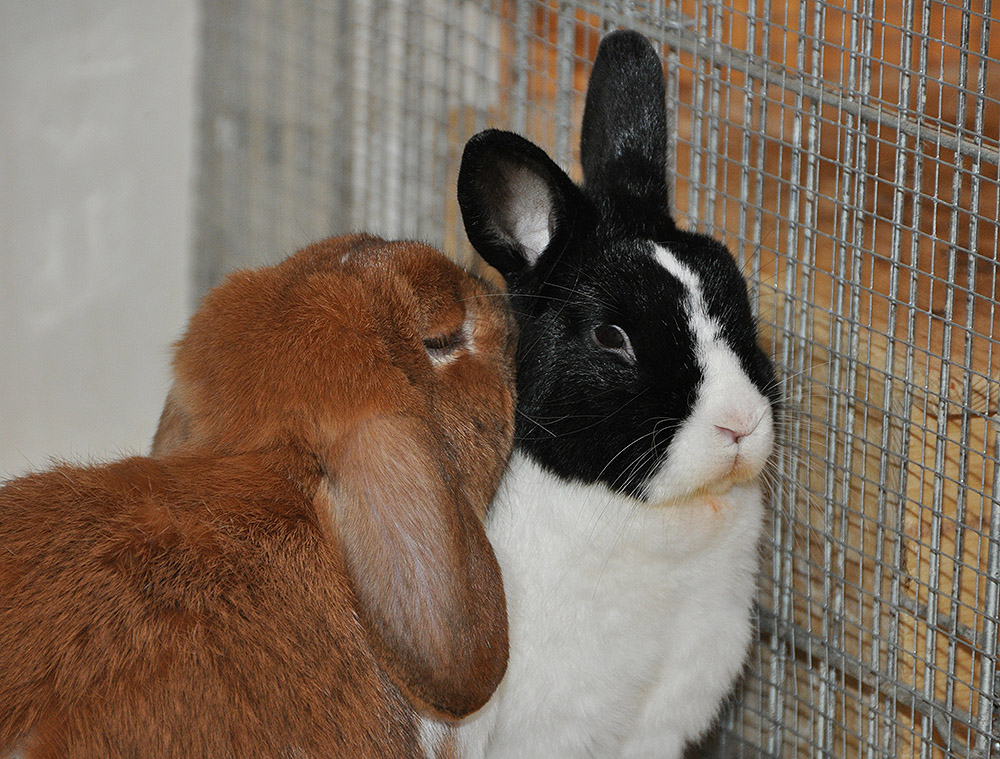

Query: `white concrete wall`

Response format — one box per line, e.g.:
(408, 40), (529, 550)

(0, 0), (198, 479)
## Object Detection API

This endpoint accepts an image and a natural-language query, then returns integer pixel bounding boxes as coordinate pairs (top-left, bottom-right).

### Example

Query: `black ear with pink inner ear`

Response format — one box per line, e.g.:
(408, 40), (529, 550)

(457, 129), (584, 284)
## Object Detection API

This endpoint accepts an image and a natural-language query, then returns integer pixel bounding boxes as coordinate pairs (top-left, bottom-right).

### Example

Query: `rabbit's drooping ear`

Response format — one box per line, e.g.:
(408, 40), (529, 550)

(150, 389), (190, 456)
(457, 129), (584, 282)
(580, 30), (673, 232)
(324, 413), (508, 720)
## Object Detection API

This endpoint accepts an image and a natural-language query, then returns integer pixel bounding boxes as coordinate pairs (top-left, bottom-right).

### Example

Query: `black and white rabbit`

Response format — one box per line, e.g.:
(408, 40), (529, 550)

(423, 30), (778, 758)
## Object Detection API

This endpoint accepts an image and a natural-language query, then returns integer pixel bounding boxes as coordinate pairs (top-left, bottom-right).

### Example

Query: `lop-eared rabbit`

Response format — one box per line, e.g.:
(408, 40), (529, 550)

(427, 31), (779, 758)
(0, 234), (516, 758)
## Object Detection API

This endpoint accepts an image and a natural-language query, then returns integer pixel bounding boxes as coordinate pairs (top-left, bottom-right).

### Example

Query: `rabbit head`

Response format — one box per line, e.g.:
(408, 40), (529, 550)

(457, 31), (776, 505)
(152, 233), (517, 718)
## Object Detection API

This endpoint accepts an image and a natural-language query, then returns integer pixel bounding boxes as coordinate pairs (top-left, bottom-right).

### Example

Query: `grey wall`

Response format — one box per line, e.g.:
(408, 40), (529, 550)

(0, 0), (198, 478)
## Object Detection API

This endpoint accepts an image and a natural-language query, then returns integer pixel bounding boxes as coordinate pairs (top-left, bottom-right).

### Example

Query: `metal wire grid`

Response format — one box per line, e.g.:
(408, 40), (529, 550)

(194, 0), (1000, 756)
(670, 1), (1000, 754)
(194, 0), (503, 294)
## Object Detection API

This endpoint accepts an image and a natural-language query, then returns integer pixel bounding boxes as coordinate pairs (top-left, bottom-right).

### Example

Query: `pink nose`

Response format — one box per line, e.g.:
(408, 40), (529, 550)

(716, 425), (748, 445)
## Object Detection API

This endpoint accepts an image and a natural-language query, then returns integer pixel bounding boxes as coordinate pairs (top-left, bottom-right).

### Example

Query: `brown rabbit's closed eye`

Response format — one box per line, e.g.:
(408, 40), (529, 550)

(424, 328), (467, 360)
(1, 233), (516, 756)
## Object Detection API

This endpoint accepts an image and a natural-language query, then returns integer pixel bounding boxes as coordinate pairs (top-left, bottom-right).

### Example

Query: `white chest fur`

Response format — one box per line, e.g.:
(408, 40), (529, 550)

(440, 451), (764, 759)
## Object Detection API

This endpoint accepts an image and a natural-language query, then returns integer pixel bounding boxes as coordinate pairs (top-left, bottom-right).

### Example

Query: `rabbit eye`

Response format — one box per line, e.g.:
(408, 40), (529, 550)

(591, 324), (635, 360)
(423, 329), (466, 363)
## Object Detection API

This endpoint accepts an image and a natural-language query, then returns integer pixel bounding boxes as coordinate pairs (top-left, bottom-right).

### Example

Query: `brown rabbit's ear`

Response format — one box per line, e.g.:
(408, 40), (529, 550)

(322, 413), (508, 719)
(151, 388), (191, 457)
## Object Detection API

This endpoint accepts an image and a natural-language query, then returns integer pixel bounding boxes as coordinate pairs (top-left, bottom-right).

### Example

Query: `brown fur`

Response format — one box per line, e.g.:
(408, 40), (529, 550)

(0, 234), (517, 758)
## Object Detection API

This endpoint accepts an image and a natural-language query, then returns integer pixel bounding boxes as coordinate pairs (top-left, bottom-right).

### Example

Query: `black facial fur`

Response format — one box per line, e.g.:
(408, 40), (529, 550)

(458, 30), (776, 498)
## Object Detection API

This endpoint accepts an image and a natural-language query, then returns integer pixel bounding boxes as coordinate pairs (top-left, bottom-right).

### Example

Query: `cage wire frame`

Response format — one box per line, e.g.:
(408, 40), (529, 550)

(194, 0), (1000, 756)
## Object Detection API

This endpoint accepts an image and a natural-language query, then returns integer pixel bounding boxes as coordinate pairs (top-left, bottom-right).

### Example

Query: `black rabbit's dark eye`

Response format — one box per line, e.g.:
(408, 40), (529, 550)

(593, 324), (625, 349)
(591, 324), (634, 360)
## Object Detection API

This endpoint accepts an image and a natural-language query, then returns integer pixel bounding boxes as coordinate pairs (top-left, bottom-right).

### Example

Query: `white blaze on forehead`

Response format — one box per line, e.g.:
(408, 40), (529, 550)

(652, 244), (719, 347)
(645, 243), (774, 503)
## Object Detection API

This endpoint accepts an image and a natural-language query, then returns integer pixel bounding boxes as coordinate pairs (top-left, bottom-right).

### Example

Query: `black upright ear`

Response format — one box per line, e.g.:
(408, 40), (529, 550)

(580, 30), (672, 228)
(457, 129), (584, 283)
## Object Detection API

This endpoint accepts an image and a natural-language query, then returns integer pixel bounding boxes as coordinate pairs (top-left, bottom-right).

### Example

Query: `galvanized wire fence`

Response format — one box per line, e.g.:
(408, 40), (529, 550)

(195, 0), (1000, 755)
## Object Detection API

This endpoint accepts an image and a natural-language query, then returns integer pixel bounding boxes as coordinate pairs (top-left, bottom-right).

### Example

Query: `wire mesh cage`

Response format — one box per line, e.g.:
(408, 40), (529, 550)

(194, 0), (1000, 756)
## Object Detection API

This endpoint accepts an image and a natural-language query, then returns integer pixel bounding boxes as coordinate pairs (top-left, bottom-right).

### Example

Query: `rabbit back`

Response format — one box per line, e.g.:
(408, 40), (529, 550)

(0, 453), (421, 758)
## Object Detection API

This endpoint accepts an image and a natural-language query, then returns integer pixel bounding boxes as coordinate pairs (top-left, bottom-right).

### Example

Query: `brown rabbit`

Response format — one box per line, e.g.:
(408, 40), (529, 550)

(0, 233), (516, 758)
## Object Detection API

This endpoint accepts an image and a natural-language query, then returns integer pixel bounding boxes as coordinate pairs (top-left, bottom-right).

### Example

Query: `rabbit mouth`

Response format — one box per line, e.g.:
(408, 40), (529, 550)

(704, 436), (771, 494)
(722, 451), (767, 486)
